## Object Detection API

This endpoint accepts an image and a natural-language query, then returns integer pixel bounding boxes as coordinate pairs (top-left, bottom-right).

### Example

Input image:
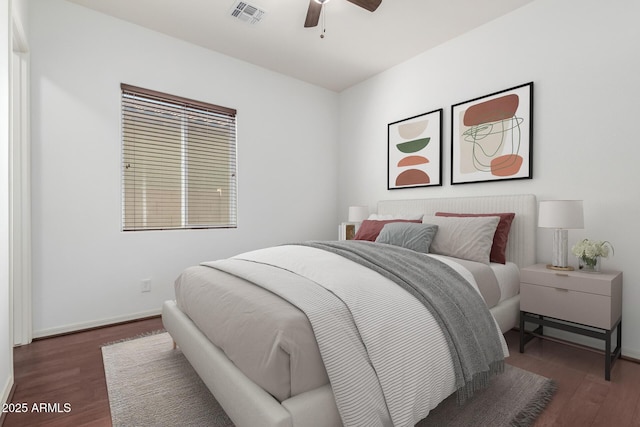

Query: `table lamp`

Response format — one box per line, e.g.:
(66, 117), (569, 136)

(538, 200), (584, 270)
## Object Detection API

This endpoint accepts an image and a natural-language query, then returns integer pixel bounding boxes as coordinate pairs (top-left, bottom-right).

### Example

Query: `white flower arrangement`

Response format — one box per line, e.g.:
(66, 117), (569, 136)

(571, 239), (614, 269)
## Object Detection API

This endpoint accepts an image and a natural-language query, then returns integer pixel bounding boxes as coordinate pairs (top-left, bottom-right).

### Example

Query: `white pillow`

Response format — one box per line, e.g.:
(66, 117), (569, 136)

(422, 215), (500, 264)
(368, 213), (424, 221)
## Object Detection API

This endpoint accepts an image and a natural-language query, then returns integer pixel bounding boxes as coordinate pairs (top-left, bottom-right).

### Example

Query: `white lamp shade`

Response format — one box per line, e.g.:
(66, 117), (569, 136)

(348, 206), (369, 222)
(538, 200), (584, 229)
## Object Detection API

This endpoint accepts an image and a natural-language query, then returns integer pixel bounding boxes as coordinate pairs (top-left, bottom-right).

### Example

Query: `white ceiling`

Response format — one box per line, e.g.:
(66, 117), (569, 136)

(67, 0), (534, 92)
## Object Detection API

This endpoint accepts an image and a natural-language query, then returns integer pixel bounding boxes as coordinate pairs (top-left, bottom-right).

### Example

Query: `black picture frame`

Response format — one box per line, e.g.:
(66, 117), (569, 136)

(451, 82), (533, 185)
(387, 108), (443, 190)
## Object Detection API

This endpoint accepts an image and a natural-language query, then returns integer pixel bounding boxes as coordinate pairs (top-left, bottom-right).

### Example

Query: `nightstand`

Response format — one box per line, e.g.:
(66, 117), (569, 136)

(519, 263), (622, 380)
(338, 222), (359, 240)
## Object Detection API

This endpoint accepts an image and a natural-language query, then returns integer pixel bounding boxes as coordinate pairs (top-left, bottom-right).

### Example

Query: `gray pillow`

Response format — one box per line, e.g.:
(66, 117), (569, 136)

(375, 222), (439, 253)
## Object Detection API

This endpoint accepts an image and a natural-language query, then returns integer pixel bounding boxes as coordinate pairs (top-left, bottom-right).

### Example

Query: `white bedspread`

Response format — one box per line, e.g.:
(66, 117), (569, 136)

(203, 245), (507, 427)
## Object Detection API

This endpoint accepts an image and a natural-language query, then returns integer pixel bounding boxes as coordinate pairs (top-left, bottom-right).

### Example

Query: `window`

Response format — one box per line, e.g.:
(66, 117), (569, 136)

(121, 84), (237, 231)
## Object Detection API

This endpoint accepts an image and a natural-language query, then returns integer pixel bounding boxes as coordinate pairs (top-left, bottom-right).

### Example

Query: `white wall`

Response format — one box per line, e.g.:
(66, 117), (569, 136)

(1, 0), (14, 406)
(337, 0), (640, 357)
(29, 0), (339, 336)
(28, 0), (640, 358)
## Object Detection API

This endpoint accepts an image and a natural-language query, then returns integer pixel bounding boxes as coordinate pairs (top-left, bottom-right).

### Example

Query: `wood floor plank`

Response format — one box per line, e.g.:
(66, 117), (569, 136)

(554, 377), (610, 426)
(632, 401), (640, 427)
(589, 361), (640, 427)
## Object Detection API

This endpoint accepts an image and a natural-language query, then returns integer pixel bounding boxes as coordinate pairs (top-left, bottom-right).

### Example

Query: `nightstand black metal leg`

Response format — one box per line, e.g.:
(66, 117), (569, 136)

(520, 311), (544, 353)
(605, 319), (622, 381)
(605, 329), (611, 381)
(519, 311), (525, 353)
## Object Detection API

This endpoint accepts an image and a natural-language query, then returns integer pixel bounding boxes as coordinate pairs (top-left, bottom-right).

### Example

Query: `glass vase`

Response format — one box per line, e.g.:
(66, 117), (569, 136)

(578, 256), (601, 273)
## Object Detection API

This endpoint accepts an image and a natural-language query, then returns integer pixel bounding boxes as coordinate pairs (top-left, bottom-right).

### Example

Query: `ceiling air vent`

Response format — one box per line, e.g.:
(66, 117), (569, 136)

(230, 1), (266, 25)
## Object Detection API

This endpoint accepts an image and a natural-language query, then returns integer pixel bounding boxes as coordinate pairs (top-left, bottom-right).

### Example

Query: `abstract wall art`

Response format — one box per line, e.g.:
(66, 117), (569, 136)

(388, 109), (442, 190)
(451, 82), (533, 185)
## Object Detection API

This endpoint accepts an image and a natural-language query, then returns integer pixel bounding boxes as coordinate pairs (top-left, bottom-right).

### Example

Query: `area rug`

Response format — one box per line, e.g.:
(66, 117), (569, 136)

(102, 332), (555, 427)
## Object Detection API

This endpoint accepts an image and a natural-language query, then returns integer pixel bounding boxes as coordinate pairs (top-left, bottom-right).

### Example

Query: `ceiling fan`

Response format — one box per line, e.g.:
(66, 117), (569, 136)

(304, 0), (382, 28)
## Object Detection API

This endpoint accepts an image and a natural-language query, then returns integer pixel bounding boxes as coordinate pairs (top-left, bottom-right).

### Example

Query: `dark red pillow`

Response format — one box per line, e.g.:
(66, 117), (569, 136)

(434, 212), (515, 264)
(353, 219), (421, 242)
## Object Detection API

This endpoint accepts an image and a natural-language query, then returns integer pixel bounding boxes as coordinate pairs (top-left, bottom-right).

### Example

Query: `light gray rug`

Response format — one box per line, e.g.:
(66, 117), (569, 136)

(102, 332), (233, 427)
(103, 332), (555, 427)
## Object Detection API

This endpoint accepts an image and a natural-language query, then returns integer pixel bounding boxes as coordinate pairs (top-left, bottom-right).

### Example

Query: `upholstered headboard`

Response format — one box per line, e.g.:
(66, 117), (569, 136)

(377, 194), (536, 268)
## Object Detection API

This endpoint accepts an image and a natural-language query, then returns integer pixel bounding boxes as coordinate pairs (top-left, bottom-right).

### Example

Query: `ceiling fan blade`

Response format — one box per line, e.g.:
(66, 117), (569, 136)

(346, 0), (382, 12)
(304, 1), (322, 28)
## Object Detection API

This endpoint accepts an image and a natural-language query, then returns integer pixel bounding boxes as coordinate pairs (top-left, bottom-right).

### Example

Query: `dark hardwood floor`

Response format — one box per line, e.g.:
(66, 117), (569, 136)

(503, 331), (640, 427)
(5, 317), (164, 427)
(3, 318), (640, 426)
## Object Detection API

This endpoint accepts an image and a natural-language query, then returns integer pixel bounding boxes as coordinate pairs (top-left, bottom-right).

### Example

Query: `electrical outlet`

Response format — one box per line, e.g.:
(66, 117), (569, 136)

(141, 279), (151, 293)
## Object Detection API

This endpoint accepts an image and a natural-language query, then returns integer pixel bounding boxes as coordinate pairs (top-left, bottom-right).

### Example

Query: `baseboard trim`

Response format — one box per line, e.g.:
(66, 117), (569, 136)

(621, 351), (640, 363)
(32, 308), (162, 340)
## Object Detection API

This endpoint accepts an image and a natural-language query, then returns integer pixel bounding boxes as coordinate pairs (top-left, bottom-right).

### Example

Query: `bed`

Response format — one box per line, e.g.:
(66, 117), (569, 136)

(162, 194), (537, 427)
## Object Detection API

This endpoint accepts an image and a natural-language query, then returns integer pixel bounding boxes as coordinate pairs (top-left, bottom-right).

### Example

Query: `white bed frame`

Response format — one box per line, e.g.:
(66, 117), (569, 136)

(162, 193), (537, 427)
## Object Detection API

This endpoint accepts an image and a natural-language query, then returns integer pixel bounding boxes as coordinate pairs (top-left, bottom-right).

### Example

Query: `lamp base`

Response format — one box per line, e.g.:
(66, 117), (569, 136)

(549, 228), (572, 270)
(546, 264), (575, 271)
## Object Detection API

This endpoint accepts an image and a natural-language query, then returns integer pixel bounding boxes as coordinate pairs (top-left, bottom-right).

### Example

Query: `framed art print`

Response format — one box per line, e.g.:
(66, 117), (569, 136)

(451, 82), (533, 185)
(388, 108), (442, 190)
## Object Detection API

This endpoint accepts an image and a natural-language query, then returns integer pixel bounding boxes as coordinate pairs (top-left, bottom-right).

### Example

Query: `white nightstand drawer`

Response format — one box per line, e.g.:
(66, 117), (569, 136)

(520, 268), (618, 296)
(520, 282), (613, 329)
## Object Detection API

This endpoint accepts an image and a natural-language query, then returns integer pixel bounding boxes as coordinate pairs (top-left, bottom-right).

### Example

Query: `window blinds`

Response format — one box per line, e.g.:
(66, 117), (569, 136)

(121, 84), (237, 231)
